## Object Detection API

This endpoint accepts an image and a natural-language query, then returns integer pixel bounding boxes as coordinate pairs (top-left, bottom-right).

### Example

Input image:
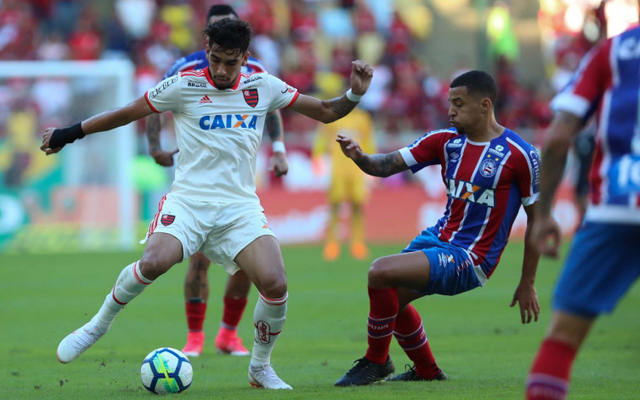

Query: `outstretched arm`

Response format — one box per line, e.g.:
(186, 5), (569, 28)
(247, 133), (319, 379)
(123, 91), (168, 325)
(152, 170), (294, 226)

(146, 113), (178, 167)
(41, 96), (155, 155)
(510, 203), (541, 324)
(336, 134), (408, 177)
(529, 111), (583, 257)
(265, 110), (288, 177)
(287, 60), (373, 124)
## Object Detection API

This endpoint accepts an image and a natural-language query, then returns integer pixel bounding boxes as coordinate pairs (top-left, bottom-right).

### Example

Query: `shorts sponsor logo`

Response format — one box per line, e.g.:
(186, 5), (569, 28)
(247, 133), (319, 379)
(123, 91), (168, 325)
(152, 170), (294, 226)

(438, 253), (454, 268)
(161, 214), (175, 226)
(256, 320), (271, 344)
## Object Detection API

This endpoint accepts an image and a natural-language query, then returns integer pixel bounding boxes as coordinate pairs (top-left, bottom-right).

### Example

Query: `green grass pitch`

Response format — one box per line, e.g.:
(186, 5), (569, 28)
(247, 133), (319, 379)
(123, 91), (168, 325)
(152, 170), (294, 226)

(2, 242), (639, 399)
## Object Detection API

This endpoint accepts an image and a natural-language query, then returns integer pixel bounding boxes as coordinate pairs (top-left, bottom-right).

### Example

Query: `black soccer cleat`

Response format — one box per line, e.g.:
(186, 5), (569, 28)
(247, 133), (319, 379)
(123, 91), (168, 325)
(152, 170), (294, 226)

(334, 357), (395, 387)
(388, 364), (448, 382)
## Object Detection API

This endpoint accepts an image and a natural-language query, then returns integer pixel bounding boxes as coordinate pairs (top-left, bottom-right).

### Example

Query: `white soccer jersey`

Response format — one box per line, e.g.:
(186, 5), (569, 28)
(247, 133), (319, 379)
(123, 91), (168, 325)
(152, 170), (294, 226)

(145, 68), (299, 204)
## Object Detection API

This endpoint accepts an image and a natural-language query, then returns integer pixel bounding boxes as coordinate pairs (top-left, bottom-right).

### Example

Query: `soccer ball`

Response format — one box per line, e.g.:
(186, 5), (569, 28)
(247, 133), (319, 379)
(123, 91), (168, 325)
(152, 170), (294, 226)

(140, 347), (193, 394)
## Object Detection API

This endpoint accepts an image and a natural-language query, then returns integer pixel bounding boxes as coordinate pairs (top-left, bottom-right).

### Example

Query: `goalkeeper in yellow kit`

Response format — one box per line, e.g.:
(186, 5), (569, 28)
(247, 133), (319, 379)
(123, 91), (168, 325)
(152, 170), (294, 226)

(313, 107), (376, 261)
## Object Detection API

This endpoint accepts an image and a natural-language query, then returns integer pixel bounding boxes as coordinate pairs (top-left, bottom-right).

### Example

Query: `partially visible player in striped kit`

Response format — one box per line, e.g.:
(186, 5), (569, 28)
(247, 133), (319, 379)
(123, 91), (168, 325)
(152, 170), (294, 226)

(333, 70), (542, 386)
(526, 23), (640, 400)
(145, 3), (286, 360)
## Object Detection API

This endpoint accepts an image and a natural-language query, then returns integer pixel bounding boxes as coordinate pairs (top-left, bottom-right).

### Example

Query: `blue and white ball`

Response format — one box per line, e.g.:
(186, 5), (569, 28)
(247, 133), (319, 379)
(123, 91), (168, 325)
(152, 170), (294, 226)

(140, 347), (193, 394)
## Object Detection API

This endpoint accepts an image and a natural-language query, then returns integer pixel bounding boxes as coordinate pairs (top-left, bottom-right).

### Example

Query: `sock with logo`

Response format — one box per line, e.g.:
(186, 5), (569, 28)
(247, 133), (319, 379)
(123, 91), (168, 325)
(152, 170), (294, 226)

(250, 292), (287, 366)
(364, 286), (398, 364)
(526, 338), (577, 400)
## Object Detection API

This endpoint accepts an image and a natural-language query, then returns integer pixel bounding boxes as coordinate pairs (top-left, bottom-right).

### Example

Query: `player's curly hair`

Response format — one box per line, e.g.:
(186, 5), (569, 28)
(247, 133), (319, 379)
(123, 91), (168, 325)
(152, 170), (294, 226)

(450, 70), (498, 105)
(203, 18), (252, 55)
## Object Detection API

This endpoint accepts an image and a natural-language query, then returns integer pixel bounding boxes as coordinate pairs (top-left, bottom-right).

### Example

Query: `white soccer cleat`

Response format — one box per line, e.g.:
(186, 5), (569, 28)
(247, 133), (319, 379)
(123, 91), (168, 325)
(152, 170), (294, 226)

(56, 321), (109, 363)
(248, 363), (292, 390)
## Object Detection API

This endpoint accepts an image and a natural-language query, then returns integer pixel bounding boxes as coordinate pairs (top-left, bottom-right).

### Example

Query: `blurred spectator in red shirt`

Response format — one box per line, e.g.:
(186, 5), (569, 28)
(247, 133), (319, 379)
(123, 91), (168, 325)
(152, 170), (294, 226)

(0, 0), (37, 60)
(68, 10), (103, 60)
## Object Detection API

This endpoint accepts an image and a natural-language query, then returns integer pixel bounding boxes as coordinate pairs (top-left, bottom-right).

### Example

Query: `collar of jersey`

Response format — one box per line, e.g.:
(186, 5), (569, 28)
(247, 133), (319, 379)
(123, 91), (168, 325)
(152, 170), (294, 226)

(205, 67), (241, 90)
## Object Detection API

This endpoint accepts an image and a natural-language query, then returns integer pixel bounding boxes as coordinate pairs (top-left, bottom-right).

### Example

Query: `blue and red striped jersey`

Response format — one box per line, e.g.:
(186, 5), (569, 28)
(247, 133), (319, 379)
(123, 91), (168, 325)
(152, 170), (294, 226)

(552, 25), (640, 224)
(399, 128), (540, 279)
(163, 50), (266, 79)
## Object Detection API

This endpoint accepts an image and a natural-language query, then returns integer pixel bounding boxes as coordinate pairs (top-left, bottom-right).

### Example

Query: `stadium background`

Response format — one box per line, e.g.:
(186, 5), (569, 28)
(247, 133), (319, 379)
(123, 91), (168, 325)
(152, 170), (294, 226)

(0, 0), (637, 253)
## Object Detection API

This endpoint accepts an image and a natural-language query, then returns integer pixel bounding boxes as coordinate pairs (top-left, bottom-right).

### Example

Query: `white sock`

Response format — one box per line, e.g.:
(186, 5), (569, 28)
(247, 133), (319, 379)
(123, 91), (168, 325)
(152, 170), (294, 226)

(250, 292), (287, 366)
(93, 261), (153, 330)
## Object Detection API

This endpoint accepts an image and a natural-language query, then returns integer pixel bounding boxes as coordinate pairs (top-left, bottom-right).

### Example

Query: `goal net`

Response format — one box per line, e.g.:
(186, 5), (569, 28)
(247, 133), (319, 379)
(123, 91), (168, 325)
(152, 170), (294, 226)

(0, 60), (137, 253)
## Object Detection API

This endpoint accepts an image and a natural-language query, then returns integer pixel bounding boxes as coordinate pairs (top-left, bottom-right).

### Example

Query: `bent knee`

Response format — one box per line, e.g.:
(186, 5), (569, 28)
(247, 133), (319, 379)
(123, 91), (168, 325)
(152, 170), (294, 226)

(257, 277), (288, 299)
(368, 258), (393, 288)
(139, 255), (173, 280)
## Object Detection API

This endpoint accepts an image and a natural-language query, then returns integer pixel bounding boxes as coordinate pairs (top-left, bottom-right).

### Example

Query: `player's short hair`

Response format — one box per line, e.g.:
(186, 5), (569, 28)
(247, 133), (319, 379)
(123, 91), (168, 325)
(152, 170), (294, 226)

(450, 70), (498, 105)
(203, 18), (252, 55)
(206, 4), (238, 23)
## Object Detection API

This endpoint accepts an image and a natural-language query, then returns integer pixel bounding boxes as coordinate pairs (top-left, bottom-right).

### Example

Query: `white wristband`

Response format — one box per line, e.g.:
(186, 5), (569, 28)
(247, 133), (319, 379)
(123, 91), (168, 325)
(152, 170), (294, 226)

(272, 141), (286, 154)
(346, 89), (363, 102)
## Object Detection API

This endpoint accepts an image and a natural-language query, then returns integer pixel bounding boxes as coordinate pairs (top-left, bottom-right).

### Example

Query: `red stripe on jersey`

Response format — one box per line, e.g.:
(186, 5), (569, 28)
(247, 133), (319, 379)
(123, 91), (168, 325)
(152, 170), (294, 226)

(284, 91), (300, 108)
(144, 92), (160, 113)
(147, 194), (167, 237)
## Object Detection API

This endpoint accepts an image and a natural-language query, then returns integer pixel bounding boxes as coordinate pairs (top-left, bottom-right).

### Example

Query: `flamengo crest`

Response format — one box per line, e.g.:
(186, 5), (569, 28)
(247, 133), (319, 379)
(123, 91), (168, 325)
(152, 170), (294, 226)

(161, 214), (175, 226)
(243, 89), (259, 108)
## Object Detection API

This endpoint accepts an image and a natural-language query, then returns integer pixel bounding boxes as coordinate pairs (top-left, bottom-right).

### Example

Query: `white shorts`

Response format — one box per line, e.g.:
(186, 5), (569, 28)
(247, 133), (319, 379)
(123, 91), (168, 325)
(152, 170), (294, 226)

(143, 192), (276, 274)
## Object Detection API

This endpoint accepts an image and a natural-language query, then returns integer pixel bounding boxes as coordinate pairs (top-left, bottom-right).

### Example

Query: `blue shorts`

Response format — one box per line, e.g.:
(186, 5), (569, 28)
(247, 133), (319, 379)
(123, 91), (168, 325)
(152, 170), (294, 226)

(553, 222), (640, 318)
(403, 228), (481, 296)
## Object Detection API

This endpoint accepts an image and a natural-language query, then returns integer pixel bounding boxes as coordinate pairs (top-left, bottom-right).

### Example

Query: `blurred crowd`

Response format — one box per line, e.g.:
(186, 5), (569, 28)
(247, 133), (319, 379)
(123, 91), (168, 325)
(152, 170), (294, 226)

(0, 0), (635, 155)
(0, 0), (546, 153)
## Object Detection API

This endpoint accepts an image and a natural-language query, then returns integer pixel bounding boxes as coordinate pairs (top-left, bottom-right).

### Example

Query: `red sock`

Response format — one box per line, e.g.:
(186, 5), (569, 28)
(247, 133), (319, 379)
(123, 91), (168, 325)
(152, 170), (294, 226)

(394, 304), (440, 379)
(185, 300), (207, 332)
(526, 338), (577, 400)
(221, 296), (247, 330)
(364, 286), (398, 364)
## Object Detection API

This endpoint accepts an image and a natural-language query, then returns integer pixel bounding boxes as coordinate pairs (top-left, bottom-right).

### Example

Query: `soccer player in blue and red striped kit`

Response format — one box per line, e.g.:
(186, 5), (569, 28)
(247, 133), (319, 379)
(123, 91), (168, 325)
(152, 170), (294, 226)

(525, 22), (640, 400)
(334, 70), (542, 386)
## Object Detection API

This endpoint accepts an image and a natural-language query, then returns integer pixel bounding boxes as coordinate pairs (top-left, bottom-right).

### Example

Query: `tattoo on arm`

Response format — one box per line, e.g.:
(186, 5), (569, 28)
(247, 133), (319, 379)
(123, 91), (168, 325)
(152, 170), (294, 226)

(265, 111), (283, 142)
(328, 95), (358, 119)
(354, 152), (408, 177)
(146, 113), (162, 154)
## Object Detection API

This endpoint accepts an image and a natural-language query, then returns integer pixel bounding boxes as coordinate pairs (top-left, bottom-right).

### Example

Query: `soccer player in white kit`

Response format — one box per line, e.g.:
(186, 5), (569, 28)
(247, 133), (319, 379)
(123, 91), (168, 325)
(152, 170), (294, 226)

(42, 18), (374, 390)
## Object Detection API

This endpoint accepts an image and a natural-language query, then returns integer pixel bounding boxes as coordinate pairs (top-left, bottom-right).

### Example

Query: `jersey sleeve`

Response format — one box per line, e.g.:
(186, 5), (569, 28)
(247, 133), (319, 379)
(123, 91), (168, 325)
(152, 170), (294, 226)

(550, 38), (612, 120)
(398, 130), (449, 173)
(265, 75), (299, 111)
(513, 145), (541, 206)
(145, 75), (182, 113)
